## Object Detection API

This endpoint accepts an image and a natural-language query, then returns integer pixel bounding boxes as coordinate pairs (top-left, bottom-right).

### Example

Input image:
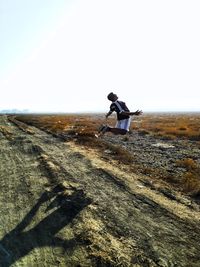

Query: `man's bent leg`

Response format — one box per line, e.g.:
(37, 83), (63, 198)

(109, 128), (127, 135)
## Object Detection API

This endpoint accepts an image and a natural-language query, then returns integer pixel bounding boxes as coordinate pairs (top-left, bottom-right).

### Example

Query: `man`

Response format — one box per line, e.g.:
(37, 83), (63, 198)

(99, 92), (142, 135)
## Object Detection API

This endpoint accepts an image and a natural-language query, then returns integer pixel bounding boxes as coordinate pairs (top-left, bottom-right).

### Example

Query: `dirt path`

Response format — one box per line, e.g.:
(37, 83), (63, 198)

(0, 115), (200, 267)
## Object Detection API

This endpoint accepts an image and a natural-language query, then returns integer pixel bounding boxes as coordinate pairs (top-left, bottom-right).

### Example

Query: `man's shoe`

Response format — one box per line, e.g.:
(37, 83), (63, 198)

(98, 124), (106, 133)
(100, 125), (109, 134)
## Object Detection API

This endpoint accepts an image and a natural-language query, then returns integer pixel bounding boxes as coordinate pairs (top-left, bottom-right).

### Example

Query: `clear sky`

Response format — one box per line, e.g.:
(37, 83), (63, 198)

(0, 0), (200, 112)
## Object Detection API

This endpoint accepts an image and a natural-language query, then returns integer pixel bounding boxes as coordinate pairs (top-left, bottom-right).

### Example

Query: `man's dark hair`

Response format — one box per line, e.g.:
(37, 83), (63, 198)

(107, 92), (114, 101)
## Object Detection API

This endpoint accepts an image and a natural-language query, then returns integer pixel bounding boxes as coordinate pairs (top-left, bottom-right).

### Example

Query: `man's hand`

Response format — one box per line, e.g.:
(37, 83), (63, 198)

(134, 110), (143, 116)
(105, 111), (113, 118)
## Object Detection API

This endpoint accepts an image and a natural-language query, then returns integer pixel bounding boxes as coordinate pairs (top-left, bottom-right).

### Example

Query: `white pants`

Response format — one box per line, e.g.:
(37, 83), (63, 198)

(115, 118), (131, 131)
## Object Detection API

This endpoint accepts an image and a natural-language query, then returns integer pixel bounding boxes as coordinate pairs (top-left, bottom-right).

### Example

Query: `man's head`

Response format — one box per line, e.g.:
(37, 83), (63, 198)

(107, 92), (118, 102)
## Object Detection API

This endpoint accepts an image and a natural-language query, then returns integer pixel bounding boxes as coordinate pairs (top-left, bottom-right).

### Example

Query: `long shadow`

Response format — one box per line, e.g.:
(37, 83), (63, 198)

(0, 187), (91, 267)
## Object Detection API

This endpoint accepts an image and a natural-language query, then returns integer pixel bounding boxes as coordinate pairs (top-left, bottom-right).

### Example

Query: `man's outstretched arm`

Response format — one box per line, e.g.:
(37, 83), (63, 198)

(105, 110), (113, 118)
(120, 110), (143, 116)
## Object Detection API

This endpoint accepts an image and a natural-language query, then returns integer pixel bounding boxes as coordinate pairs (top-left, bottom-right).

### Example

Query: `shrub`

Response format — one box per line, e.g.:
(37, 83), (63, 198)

(176, 158), (198, 171)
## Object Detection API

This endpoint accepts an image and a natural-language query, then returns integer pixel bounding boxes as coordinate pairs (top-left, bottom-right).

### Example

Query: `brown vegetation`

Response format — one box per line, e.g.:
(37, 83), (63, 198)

(13, 114), (133, 165)
(135, 113), (200, 141)
(13, 114), (101, 136)
(175, 158), (200, 197)
(15, 113), (200, 142)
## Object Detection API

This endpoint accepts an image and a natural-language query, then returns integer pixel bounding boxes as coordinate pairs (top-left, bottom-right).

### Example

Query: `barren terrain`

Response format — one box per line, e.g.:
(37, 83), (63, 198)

(0, 114), (200, 267)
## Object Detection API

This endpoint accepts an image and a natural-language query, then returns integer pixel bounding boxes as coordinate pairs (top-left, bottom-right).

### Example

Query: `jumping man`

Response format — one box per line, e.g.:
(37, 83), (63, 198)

(99, 92), (142, 135)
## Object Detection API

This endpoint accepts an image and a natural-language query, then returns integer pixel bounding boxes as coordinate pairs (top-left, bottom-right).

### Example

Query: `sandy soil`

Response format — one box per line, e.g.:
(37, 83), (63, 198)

(0, 115), (200, 267)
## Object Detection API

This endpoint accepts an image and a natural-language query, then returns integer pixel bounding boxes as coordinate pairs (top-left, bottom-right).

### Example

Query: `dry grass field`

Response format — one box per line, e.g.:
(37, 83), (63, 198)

(136, 112), (200, 141)
(14, 113), (200, 198)
(14, 112), (200, 141)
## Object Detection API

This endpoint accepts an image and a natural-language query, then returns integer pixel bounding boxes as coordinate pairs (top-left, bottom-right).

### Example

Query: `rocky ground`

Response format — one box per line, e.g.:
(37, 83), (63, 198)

(0, 115), (200, 267)
(104, 130), (200, 179)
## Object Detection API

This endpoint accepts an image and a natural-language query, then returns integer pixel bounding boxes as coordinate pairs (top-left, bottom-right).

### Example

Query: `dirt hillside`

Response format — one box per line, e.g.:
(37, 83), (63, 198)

(0, 115), (200, 267)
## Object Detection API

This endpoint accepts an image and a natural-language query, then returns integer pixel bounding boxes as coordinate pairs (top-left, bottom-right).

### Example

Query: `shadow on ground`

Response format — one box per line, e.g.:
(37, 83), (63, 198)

(0, 187), (91, 267)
